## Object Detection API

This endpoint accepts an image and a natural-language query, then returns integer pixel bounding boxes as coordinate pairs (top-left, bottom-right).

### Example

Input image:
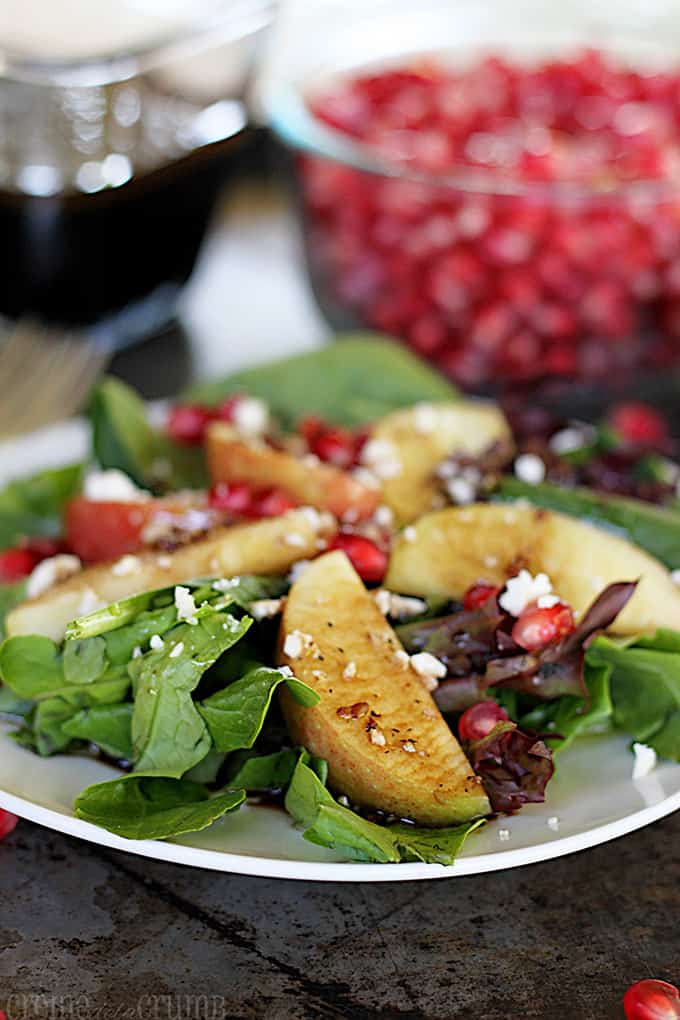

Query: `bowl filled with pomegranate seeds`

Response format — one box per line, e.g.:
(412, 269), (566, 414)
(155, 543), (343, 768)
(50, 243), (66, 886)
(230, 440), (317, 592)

(269, 16), (680, 392)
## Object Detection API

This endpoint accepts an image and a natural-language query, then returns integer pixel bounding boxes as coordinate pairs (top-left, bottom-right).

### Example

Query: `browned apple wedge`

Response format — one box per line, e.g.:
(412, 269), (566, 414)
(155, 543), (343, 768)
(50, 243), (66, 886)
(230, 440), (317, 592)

(386, 504), (680, 635)
(206, 422), (380, 521)
(279, 550), (490, 825)
(7, 509), (336, 640)
(371, 400), (511, 524)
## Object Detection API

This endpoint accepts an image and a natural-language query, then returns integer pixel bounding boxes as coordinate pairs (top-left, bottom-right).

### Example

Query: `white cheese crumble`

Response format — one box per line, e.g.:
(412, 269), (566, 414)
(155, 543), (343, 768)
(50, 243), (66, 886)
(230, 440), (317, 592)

(78, 587), (100, 616)
(132, 646), (142, 659)
(498, 828), (510, 842)
(360, 438), (402, 480)
(537, 594), (560, 609)
(632, 742), (657, 780)
(26, 554), (82, 598)
(374, 589), (427, 619)
(445, 477), (476, 505)
(402, 740), (417, 753)
(499, 570), (553, 617)
(369, 727), (386, 746)
(111, 554), (141, 577)
(156, 555), (172, 569)
(249, 598), (284, 621)
(299, 506), (323, 531)
(514, 453), (546, 485)
(394, 649), (410, 669)
(337, 794), (350, 807)
(83, 468), (149, 502)
(547, 816), (560, 832)
(374, 505), (394, 529)
(169, 641), (184, 659)
(342, 661), (357, 681)
(212, 576), (241, 592)
(672, 569), (680, 587)
(174, 585), (197, 623)
(149, 634), (164, 651)
(277, 665), (294, 678)
(410, 652), (447, 681)
(283, 630), (313, 659)
(413, 403), (437, 434)
(283, 533), (306, 548)
(549, 426), (587, 455)
(232, 396), (269, 437)
(402, 526), (417, 543)
(351, 467), (382, 490)
(288, 560), (311, 583)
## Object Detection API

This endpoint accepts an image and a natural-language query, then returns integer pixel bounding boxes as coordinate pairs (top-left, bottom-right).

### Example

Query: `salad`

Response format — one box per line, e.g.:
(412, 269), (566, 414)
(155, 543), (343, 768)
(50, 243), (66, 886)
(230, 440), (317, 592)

(1, 337), (679, 866)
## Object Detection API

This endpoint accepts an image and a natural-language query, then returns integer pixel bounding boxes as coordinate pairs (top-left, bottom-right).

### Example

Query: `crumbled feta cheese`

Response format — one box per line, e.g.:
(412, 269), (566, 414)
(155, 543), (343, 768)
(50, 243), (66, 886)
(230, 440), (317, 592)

(212, 576), (241, 592)
(351, 467), (381, 490)
(249, 598), (284, 621)
(342, 661), (357, 681)
(337, 794), (350, 807)
(132, 646), (142, 659)
(549, 427), (587, 455)
(302, 453), (321, 467)
(402, 526), (417, 543)
(369, 726), (386, 746)
(373, 589), (427, 620)
(77, 587), (100, 616)
(498, 828), (510, 842)
(157, 555), (172, 569)
(288, 560), (311, 583)
(410, 652), (447, 681)
(514, 453), (546, 485)
(26, 554), (82, 598)
(547, 816), (560, 832)
(149, 634), (164, 651)
(537, 594), (561, 609)
(499, 570), (553, 617)
(394, 649), (410, 669)
(672, 569), (680, 587)
(341, 507), (360, 524)
(232, 396), (269, 437)
(360, 438), (402, 480)
(445, 476), (476, 505)
(284, 532), (306, 548)
(283, 630), (313, 659)
(413, 403), (437, 434)
(374, 505), (394, 528)
(299, 506), (323, 531)
(111, 554), (141, 577)
(174, 585), (197, 623)
(436, 459), (457, 480)
(632, 742), (657, 780)
(169, 641), (184, 659)
(277, 665), (294, 678)
(402, 740), (417, 753)
(83, 468), (149, 502)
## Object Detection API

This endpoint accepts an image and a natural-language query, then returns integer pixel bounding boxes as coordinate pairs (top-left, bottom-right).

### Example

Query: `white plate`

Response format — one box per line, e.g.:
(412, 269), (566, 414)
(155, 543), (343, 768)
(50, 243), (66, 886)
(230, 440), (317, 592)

(1, 421), (679, 882)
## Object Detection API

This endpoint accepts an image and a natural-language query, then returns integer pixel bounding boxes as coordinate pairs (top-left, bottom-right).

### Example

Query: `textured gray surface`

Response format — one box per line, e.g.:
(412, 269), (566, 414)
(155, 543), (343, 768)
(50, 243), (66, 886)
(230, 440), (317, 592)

(0, 812), (678, 1020)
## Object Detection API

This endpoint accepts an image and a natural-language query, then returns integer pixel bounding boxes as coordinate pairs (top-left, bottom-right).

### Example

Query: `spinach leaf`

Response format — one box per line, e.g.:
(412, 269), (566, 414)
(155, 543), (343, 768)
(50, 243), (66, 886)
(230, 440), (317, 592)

(62, 703), (134, 760)
(587, 633), (680, 759)
(63, 637), (108, 685)
(198, 666), (317, 753)
(212, 575), (288, 610)
(226, 749), (298, 792)
(0, 684), (33, 717)
(65, 586), (176, 641)
(131, 612), (251, 777)
(0, 635), (65, 699)
(0, 581), (26, 640)
(383, 820), (484, 866)
(90, 376), (206, 491)
(0, 463), (83, 549)
(74, 775), (245, 840)
(183, 749), (227, 784)
(34, 697), (78, 755)
(187, 335), (458, 428)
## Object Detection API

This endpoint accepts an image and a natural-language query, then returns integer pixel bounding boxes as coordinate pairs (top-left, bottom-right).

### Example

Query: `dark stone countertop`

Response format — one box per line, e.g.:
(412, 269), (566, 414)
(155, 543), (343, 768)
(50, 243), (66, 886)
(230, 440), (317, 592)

(1, 810), (678, 1020)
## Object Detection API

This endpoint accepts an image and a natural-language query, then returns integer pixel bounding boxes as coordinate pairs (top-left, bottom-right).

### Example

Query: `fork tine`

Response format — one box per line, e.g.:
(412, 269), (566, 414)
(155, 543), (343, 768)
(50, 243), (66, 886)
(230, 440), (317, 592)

(0, 321), (109, 438)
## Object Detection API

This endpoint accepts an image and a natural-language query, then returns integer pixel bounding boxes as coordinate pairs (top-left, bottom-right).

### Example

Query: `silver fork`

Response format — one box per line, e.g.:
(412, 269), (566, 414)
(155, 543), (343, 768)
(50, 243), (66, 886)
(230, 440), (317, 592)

(0, 319), (110, 438)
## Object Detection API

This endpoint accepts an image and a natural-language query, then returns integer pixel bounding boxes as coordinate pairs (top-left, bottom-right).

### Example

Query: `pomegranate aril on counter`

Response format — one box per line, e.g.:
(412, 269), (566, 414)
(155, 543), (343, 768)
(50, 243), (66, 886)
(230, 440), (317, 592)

(623, 979), (680, 1020)
(301, 51), (680, 387)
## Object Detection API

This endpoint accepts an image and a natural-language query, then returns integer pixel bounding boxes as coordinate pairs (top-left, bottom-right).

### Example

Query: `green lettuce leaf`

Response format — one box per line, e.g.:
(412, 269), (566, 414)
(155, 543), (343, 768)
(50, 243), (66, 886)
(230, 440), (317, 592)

(198, 666), (318, 753)
(187, 335), (458, 428)
(61, 703), (134, 760)
(0, 463), (83, 549)
(74, 775), (245, 840)
(225, 749), (298, 793)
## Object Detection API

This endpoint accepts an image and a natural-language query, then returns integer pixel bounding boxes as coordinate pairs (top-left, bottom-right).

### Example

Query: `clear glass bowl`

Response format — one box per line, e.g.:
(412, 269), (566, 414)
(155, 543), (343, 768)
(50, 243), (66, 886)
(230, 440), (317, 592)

(0, 0), (274, 332)
(267, 0), (680, 393)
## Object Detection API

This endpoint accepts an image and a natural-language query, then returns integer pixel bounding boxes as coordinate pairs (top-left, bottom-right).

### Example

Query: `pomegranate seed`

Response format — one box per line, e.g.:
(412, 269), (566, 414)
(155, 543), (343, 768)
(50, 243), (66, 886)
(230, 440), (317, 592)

(608, 401), (668, 445)
(463, 582), (502, 610)
(167, 404), (212, 445)
(311, 427), (359, 469)
(24, 537), (68, 559)
(458, 702), (510, 742)
(512, 602), (575, 651)
(623, 980), (680, 1020)
(250, 488), (299, 518)
(214, 394), (244, 422)
(329, 533), (387, 583)
(208, 482), (254, 516)
(0, 547), (39, 582)
(0, 809), (18, 841)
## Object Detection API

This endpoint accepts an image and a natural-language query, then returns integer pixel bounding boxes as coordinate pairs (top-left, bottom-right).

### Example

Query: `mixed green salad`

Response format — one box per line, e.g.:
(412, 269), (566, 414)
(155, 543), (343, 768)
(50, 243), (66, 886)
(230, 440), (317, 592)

(0, 336), (679, 866)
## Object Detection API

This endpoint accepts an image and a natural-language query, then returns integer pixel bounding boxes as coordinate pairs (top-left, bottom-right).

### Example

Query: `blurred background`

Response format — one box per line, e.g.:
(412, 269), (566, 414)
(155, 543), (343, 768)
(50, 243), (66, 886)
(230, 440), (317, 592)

(6, 0), (680, 415)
